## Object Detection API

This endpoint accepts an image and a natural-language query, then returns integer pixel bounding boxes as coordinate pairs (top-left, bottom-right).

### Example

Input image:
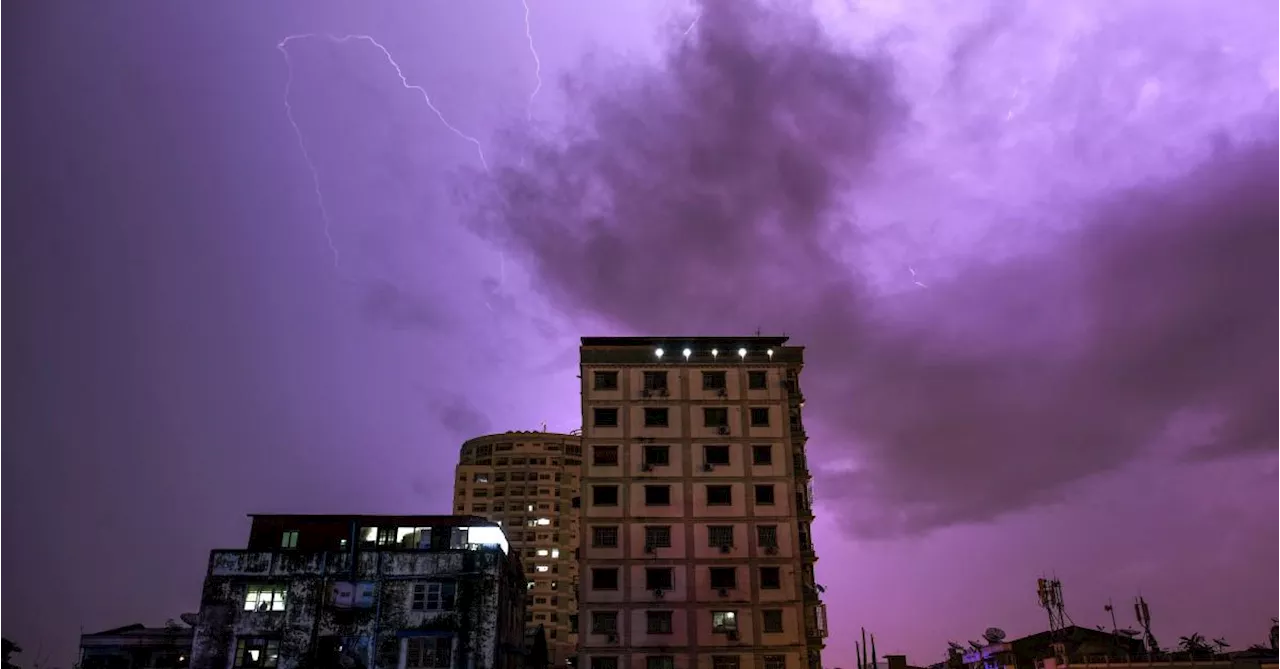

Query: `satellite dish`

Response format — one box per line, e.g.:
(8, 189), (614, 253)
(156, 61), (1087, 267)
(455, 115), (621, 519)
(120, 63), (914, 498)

(179, 613), (200, 627)
(983, 628), (1007, 644)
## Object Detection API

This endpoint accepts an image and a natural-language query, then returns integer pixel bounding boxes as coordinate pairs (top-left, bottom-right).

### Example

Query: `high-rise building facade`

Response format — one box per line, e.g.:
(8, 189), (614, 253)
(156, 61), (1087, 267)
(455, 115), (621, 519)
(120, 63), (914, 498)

(454, 431), (585, 669)
(577, 337), (828, 669)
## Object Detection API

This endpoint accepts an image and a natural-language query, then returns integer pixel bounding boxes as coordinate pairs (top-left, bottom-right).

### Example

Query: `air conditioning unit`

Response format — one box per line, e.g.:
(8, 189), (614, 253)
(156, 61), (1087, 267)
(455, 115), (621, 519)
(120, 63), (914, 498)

(717, 388), (728, 398)
(642, 389), (652, 398)
(606, 634), (618, 644)
(658, 388), (669, 397)
(718, 544), (731, 554)
(716, 426), (730, 435)
(727, 631), (739, 641)
(765, 546), (778, 555)
(653, 589), (665, 599)
(644, 544), (656, 554)
(702, 463), (714, 472)
(717, 588), (729, 597)
(642, 463), (654, 472)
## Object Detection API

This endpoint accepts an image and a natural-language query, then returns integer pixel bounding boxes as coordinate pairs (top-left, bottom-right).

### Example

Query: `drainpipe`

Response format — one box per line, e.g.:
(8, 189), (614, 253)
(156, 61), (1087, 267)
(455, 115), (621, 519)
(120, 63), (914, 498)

(371, 553), (384, 669)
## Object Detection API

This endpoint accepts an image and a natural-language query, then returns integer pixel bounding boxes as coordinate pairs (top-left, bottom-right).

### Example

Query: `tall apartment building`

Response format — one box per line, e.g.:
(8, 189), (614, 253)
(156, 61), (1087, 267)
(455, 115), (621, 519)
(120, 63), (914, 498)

(454, 431), (585, 669)
(577, 336), (828, 669)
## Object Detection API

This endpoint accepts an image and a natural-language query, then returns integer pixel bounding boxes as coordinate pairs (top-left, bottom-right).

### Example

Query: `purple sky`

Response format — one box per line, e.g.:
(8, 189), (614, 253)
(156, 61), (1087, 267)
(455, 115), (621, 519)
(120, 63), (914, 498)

(4, 1), (1276, 667)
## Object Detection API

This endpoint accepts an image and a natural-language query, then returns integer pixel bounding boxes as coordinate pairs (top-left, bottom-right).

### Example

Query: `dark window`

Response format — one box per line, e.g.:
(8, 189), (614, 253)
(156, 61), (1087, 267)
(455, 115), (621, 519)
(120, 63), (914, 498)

(592, 445), (619, 466)
(759, 567), (781, 589)
(643, 445), (670, 466)
(591, 612), (619, 634)
(644, 526), (672, 548)
(707, 485), (733, 506)
(713, 657), (741, 669)
(646, 567), (674, 590)
(234, 639), (280, 668)
(592, 526), (619, 548)
(752, 444), (773, 465)
(703, 407), (729, 427)
(762, 609), (784, 633)
(643, 371), (669, 391)
(763, 657), (786, 669)
(411, 582), (458, 610)
(708, 526), (734, 547)
(702, 371), (727, 390)
(644, 408), (669, 427)
(644, 485), (671, 506)
(646, 612), (674, 635)
(750, 407), (770, 427)
(755, 484), (776, 505)
(710, 567), (737, 589)
(593, 658), (618, 669)
(648, 656), (675, 669)
(594, 371), (619, 390)
(406, 637), (452, 668)
(748, 371), (768, 389)
(592, 485), (619, 507)
(757, 525), (779, 547)
(704, 445), (730, 466)
(592, 568), (620, 590)
(593, 408), (619, 427)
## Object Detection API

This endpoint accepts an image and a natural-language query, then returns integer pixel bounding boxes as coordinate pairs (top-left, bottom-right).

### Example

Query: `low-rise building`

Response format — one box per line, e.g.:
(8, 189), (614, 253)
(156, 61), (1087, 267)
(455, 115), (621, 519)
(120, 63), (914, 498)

(189, 514), (527, 669)
(79, 623), (194, 669)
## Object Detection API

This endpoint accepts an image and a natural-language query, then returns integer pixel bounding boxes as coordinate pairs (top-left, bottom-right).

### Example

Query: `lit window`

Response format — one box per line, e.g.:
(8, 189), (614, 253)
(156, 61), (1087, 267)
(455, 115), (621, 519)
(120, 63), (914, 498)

(536, 565), (551, 573)
(234, 638), (279, 668)
(551, 549), (560, 558)
(536, 518), (551, 526)
(711, 611), (738, 632)
(406, 637), (452, 669)
(280, 531), (298, 549)
(536, 549), (550, 557)
(244, 586), (287, 612)
(411, 582), (457, 611)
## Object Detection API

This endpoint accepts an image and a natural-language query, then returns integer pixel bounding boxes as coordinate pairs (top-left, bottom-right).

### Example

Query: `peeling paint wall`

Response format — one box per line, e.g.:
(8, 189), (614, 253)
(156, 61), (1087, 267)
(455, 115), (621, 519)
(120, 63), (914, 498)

(192, 548), (526, 669)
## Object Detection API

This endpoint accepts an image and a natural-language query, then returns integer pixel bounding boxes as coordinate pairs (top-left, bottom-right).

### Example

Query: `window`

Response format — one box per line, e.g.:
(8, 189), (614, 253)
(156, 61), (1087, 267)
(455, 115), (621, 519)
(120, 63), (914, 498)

(713, 657), (741, 669)
(473, 473), (490, 483)
(591, 568), (620, 590)
(233, 638), (279, 668)
(702, 371), (727, 390)
(643, 371), (669, 392)
(644, 485), (671, 506)
(244, 585), (287, 612)
(709, 567), (737, 590)
(703, 407), (729, 427)
(762, 609), (784, 633)
(593, 445), (619, 466)
(280, 531), (298, 549)
(755, 484), (776, 505)
(643, 445), (670, 466)
(763, 657), (786, 669)
(592, 485), (619, 507)
(645, 567), (674, 591)
(711, 611), (738, 632)
(591, 612), (619, 634)
(643, 408), (669, 427)
(648, 656), (675, 669)
(706, 485), (733, 506)
(757, 525), (779, 547)
(703, 445), (730, 466)
(411, 582), (457, 611)
(748, 371), (768, 389)
(759, 567), (781, 589)
(644, 526), (672, 549)
(646, 611), (674, 634)
(406, 637), (452, 669)
(750, 407), (770, 427)
(471, 504), (487, 513)
(593, 408), (619, 427)
(708, 525), (734, 547)
(592, 526), (619, 548)
(752, 444), (773, 465)
(594, 371), (619, 390)
(593, 657), (619, 669)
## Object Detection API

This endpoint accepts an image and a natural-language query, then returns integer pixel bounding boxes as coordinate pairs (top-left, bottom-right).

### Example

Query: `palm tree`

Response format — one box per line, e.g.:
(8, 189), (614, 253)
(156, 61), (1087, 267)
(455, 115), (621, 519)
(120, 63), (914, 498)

(1212, 638), (1229, 658)
(1178, 634), (1211, 658)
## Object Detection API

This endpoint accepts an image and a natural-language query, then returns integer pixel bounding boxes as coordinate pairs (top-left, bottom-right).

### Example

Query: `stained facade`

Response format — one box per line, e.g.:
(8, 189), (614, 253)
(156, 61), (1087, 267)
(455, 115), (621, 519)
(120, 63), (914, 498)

(189, 514), (527, 669)
(577, 337), (828, 669)
(453, 431), (583, 669)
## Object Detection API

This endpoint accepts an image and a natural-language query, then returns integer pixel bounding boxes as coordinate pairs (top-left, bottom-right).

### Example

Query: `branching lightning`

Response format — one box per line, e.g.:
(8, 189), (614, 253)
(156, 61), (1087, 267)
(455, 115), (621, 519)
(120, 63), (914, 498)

(520, 0), (544, 121)
(908, 266), (928, 288)
(278, 39), (342, 270)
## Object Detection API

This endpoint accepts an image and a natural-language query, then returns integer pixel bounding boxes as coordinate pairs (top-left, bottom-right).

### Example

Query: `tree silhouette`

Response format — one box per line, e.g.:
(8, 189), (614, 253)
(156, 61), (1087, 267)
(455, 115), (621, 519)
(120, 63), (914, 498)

(3, 639), (21, 669)
(1178, 634), (1211, 657)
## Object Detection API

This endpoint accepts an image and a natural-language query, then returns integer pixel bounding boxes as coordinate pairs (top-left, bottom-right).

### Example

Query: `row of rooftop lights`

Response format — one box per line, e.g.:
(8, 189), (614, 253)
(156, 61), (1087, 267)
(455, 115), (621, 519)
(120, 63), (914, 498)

(655, 347), (774, 360)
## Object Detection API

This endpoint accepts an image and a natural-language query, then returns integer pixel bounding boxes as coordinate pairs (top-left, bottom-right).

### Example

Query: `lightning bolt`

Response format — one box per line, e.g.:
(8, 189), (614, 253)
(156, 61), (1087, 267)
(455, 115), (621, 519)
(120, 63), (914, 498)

(684, 11), (702, 37)
(277, 33), (490, 270)
(908, 266), (928, 289)
(520, 0), (544, 121)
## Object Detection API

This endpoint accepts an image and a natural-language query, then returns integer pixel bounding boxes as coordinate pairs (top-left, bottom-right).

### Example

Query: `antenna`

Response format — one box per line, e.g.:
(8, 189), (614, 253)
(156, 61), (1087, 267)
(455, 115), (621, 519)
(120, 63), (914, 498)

(1037, 576), (1072, 659)
(1134, 595), (1159, 655)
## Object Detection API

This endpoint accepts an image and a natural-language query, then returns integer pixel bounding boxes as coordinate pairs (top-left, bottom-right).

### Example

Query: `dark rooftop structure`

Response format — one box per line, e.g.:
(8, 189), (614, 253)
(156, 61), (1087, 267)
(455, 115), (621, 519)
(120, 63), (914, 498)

(79, 623), (194, 669)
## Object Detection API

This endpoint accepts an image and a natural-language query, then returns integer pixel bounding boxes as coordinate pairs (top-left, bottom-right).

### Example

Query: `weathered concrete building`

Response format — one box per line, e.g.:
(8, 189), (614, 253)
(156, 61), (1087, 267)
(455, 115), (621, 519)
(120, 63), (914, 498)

(79, 622), (194, 669)
(453, 431), (583, 668)
(190, 514), (527, 669)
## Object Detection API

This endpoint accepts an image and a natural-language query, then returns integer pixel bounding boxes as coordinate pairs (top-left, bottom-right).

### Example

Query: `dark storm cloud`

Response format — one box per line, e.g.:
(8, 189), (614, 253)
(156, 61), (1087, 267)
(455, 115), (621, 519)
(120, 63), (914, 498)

(361, 278), (443, 330)
(460, 0), (1278, 538)
(430, 392), (493, 440)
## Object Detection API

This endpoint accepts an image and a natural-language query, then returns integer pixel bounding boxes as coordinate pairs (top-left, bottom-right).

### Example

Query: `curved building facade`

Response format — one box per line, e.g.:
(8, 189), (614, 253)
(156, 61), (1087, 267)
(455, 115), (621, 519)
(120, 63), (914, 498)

(454, 430), (584, 669)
